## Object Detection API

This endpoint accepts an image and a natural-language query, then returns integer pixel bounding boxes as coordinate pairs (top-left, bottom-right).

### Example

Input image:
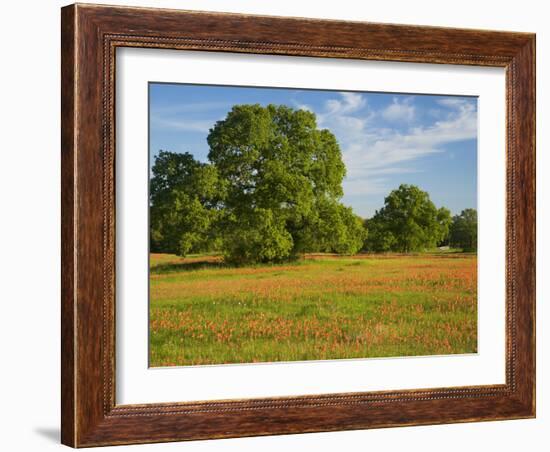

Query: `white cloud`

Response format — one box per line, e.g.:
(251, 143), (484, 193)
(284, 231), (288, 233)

(381, 97), (415, 122)
(314, 93), (373, 147)
(344, 99), (476, 176)
(150, 101), (234, 133)
(152, 101), (233, 115)
(343, 178), (389, 196)
(292, 102), (313, 112)
(150, 116), (216, 133)
(324, 92), (366, 115)
(309, 95), (477, 199)
(437, 97), (475, 108)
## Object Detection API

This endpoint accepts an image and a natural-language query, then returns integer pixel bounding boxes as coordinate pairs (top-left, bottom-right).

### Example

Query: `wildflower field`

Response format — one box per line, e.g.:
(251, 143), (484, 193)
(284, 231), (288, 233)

(149, 253), (477, 367)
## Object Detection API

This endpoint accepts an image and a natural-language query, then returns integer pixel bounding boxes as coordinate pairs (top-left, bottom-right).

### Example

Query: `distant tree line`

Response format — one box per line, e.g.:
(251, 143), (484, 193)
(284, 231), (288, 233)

(362, 185), (477, 253)
(150, 104), (477, 264)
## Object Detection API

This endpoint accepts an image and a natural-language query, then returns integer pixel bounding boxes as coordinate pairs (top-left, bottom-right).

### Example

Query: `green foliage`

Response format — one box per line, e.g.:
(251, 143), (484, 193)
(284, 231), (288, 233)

(450, 208), (478, 252)
(150, 105), (472, 261)
(207, 104), (346, 204)
(363, 216), (397, 252)
(436, 207), (453, 246)
(150, 105), (358, 262)
(150, 151), (225, 256)
(330, 207), (367, 255)
(313, 199), (366, 254)
(221, 208), (293, 264)
(206, 104), (357, 262)
(363, 184), (450, 253)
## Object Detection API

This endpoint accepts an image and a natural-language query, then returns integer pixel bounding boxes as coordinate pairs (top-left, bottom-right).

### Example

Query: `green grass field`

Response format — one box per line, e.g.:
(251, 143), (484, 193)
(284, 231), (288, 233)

(149, 253), (477, 366)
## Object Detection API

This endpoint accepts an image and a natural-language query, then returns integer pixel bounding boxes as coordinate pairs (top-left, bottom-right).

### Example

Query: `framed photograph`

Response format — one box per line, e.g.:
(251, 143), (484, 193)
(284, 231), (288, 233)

(61, 3), (535, 447)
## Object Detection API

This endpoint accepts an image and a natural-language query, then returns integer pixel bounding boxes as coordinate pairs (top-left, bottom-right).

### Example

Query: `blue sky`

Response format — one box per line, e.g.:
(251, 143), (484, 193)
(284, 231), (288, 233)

(149, 83), (477, 218)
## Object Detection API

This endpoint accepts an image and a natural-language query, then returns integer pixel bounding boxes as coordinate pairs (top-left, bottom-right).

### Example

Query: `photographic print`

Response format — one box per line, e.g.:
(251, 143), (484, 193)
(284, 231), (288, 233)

(148, 83), (478, 367)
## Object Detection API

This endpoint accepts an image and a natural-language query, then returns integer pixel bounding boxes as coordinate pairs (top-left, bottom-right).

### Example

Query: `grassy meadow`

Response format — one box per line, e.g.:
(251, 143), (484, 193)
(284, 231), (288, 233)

(149, 252), (477, 367)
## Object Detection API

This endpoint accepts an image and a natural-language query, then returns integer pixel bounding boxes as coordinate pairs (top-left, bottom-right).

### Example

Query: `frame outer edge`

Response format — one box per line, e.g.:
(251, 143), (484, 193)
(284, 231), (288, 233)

(514, 35), (536, 416)
(531, 35), (536, 417)
(61, 3), (77, 448)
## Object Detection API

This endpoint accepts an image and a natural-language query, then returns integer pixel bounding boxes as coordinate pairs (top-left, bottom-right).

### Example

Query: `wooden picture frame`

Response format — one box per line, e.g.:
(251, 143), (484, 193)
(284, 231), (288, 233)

(61, 3), (535, 447)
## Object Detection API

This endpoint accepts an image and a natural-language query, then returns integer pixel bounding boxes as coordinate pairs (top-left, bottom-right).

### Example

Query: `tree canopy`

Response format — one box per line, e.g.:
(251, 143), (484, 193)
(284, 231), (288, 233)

(149, 151), (226, 256)
(150, 104), (365, 263)
(363, 184), (453, 253)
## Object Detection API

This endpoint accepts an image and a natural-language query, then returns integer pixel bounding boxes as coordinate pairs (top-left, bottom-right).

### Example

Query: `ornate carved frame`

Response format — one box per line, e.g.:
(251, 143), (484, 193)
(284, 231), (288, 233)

(61, 3), (535, 447)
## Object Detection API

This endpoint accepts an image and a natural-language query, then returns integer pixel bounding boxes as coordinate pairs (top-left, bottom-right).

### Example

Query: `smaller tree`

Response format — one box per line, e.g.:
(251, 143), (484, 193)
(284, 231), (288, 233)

(331, 207), (366, 255)
(436, 207), (453, 246)
(291, 198), (366, 255)
(149, 151), (225, 256)
(362, 184), (443, 253)
(316, 201), (366, 255)
(450, 208), (478, 252)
